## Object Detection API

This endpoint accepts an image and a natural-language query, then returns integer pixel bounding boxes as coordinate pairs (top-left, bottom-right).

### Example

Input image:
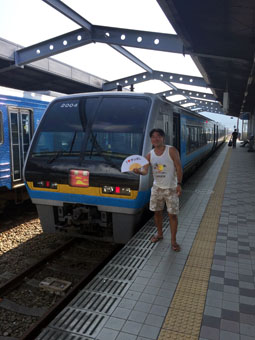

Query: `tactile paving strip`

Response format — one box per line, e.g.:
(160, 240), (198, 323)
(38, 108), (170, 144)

(186, 255), (212, 269)
(177, 277), (208, 296)
(181, 266), (211, 281)
(170, 292), (206, 314)
(158, 149), (231, 339)
(158, 329), (198, 340)
(162, 308), (202, 337)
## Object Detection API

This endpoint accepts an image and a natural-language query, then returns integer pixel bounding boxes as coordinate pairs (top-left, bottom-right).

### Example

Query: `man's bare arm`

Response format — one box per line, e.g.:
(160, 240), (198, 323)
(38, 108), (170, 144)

(169, 147), (183, 185)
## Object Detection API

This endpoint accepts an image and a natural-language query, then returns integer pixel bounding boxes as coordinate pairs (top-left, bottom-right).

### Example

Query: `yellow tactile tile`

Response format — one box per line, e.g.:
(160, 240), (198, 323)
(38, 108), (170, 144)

(181, 265), (211, 281)
(196, 227), (218, 234)
(162, 308), (202, 337)
(158, 329), (198, 340)
(189, 245), (214, 258)
(186, 255), (212, 269)
(178, 277), (208, 295)
(192, 240), (216, 250)
(171, 292), (206, 314)
(195, 230), (217, 240)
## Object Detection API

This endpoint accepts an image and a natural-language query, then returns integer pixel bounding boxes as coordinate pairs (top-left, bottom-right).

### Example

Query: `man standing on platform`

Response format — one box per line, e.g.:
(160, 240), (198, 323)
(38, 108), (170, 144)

(133, 128), (183, 251)
(232, 129), (238, 148)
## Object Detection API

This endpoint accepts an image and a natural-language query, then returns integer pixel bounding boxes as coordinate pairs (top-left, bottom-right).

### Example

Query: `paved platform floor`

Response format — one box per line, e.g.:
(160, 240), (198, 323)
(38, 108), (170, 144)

(37, 142), (255, 340)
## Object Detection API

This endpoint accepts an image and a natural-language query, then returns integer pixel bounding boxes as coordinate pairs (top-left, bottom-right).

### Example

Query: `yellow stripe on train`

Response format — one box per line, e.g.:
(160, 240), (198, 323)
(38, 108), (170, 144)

(26, 181), (138, 199)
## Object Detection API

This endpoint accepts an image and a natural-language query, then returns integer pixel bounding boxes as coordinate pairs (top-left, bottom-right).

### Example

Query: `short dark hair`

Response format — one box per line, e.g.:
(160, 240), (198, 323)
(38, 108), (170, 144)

(149, 128), (165, 138)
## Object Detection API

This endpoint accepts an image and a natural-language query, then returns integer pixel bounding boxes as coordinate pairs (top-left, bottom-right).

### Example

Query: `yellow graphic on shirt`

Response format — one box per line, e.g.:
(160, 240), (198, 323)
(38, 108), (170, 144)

(156, 164), (164, 171)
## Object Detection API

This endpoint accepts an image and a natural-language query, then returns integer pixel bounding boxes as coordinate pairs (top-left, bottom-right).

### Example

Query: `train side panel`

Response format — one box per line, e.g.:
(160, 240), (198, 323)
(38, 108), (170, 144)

(0, 90), (52, 211)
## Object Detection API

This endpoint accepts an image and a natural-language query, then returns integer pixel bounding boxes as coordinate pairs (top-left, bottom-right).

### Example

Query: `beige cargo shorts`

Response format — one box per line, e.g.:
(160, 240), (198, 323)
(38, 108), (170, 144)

(149, 185), (179, 215)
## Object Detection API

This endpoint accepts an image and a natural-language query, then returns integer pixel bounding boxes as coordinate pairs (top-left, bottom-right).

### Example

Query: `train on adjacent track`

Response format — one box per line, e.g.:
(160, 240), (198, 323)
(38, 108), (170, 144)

(0, 87), (53, 212)
(24, 92), (226, 243)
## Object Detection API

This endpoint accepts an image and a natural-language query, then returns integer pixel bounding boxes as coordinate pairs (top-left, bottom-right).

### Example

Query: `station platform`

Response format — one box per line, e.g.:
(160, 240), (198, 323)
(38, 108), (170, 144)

(37, 142), (255, 340)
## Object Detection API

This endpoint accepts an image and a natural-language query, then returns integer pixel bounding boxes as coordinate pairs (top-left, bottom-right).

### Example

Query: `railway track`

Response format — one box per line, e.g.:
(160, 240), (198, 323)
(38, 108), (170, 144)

(0, 236), (121, 339)
(0, 200), (37, 232)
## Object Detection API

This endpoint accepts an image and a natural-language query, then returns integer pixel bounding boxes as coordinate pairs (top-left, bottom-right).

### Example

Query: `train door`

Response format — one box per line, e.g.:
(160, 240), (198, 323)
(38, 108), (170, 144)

(162, 114), (171, 144)
(216, 125), (219, 145)
(213, 124), (218, 147)
(8, 107), (33, 185)
(173, 113), (180, 152)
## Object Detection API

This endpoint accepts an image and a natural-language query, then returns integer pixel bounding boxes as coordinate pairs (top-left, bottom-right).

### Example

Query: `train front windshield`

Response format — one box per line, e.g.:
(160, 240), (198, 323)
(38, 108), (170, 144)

(31, 96), (150, 167)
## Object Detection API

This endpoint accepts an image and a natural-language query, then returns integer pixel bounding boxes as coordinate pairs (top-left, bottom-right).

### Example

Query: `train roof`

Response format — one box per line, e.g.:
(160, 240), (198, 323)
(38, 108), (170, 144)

(0, 86), (56, 103)
(41, 90), (224, 127)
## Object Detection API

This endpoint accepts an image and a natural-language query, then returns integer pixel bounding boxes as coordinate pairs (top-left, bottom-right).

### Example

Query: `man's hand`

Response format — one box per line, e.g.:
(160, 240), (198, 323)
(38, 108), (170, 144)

(176, 184), (182, 196)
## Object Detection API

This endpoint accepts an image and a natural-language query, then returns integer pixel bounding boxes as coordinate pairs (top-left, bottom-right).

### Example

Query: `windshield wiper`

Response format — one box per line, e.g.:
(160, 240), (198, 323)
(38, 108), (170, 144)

(47, 150), (65, 164)
(88, 133), (120, 170)
(89, 133), (97, 159)
(69, 131), (77, 153)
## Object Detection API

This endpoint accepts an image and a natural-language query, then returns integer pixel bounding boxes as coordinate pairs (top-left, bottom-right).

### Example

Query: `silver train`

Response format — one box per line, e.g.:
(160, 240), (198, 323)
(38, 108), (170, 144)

(24, 92), (225, 243)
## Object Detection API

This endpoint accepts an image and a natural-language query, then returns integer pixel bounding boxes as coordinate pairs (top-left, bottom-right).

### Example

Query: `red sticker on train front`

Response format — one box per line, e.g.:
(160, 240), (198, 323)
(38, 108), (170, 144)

(69, 170), (89, 187)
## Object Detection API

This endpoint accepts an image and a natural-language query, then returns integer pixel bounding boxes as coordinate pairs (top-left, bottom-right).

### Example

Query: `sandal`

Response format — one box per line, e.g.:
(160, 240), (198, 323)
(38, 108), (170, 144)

(151, 235), (163, 243)
(172, 243), (181, 252)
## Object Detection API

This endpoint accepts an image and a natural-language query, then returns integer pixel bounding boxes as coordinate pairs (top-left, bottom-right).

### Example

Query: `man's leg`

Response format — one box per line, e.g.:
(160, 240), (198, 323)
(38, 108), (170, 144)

(154, 210), (163, 238)
(150, 186), (164, 242)
(169, 213), (180, 251)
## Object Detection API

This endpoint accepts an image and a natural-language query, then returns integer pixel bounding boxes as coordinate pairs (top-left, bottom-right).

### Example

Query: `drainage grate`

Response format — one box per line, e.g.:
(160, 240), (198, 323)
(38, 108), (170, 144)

(85, 277), (130, 296)
(98, 264), (137, 281)
(138, 225), (156, 233)
(127, 238), (155, 249)
(110, 255), (146, 269)
(50, 307), (108, 338)
(36, 327), (88, 340)
(119, 246), (152, 258)
(135, 231), (154, 240)
(70, 291), (120, 314)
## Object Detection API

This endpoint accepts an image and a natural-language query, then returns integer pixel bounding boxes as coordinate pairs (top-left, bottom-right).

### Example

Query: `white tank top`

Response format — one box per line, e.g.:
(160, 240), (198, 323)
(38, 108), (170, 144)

(150, 145), (177, 189)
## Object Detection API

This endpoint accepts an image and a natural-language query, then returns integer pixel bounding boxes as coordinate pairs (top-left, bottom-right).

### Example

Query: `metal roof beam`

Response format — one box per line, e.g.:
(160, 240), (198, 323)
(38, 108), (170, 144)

(42, 0), (92, 31)
(190, 107), (223, 114)
(42, 2), (184, 53)
(43, 0), (249, 66)
(15, 27), (184, 66)
(15, 29), (92, 66)
(93, 25), (183, 53)
(109, 45), (153, 73)
(103, 72), (153, 91)
(176, 98), (222, 110)
(153, 71), (207, 87)
(181, 102), (223, 113)
(157, 88), (216, 101)
(103, 70), (207, 91)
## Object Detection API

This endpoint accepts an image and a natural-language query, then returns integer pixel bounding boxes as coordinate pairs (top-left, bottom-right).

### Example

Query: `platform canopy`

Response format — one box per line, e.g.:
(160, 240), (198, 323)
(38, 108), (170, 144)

(157, 0), (255, 117)
(1, 0), (254, 117)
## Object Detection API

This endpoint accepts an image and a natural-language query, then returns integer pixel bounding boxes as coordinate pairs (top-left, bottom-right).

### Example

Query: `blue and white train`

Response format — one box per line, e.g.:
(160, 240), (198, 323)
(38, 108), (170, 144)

(24, 92), (226, 243)
(0, 87), (53, 212)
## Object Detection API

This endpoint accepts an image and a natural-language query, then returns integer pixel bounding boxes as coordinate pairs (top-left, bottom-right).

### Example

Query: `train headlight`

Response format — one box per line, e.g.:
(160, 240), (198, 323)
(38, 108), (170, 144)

(102, 186), (115, 194)
(102, 186), (131, 196)
(33, 181), (58, 189)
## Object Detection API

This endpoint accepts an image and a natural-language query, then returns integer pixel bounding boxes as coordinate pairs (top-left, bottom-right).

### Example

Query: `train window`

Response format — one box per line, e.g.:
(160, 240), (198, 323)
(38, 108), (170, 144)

(83, 97), (149, 162)
(186, 125), (208, 154)
(31, 96), (150, 164)
(0, 111), (3, 144)
(31, 98), (100, 157)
